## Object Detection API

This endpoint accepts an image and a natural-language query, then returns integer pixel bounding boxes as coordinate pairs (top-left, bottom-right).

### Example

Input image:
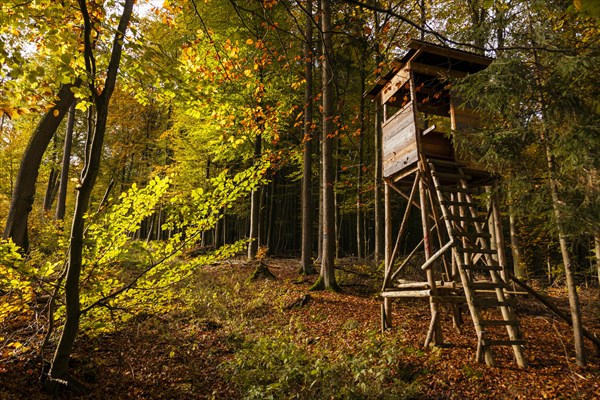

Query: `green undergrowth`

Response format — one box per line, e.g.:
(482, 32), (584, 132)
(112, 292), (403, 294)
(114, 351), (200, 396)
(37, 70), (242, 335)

(179, 264), (424, 399)
(223, 330), (423, 400)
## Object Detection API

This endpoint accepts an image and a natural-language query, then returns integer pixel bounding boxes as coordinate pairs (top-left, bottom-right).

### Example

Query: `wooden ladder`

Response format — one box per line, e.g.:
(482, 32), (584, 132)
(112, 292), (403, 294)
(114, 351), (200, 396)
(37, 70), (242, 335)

(427, 158), (527, 368)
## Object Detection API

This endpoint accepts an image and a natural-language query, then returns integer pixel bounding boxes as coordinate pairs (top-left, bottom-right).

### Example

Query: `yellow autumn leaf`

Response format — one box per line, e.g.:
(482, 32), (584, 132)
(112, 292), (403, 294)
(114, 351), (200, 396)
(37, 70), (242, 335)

(53, 109), (60, 117)
(246, 38), (254, 45)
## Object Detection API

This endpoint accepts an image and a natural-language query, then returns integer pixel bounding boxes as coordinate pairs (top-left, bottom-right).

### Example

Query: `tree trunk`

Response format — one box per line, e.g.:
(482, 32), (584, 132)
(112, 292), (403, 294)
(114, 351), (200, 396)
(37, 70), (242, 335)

(247, 132), (262, 260)
(373, 99), (384, 263)
(266, 177), (275, 250)
(43, 168), (59, 213)
(543, 135), (586, 367)
(334, 138), (340, 259)
(55, 103), (76, 221)
(595, 235), (600, 286)
(215, 210), (223, 247)
(420, 179), (442, 346)
(508, 195), (524, 278)
(3, 83), (78, 251)
(311, 0), (337, 291)
(356, 66), (365, 259)
(467, 0), (487, 54)
(46, 0), (134, 388)
(419, 0), (426, 40)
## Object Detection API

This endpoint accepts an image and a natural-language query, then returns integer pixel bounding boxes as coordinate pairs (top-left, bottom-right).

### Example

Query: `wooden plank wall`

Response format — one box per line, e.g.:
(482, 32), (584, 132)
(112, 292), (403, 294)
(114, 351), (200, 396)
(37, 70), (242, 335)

(383, 102), (418, 178)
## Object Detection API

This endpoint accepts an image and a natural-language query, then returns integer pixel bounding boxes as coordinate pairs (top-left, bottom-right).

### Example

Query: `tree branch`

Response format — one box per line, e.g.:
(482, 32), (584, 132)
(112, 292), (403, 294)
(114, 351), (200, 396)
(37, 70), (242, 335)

(341, 0), (591, 54)
(101, 0), (135, 103)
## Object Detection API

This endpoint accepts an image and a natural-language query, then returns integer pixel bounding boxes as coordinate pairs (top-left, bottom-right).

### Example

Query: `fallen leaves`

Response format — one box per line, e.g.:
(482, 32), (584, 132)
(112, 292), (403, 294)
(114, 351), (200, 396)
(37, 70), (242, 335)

(1, 259), (599, 399)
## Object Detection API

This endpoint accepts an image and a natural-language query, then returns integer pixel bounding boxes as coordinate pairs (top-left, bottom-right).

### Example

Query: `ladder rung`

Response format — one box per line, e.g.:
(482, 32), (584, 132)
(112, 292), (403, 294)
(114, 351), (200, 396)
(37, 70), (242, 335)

(443, 200), (476, 208)
(453, 231), (492, 239)
(432, 171), (472, 181)
(461, 264), (502, 271)
(438, 186), (480, 194)
(473, 298), (512, 307)
(381, 289), (431, 298)
(444, 215), (485, 224)
(445, 214), (485, 223)
(456, 247), (497, 255)
(482, 339), (525, 347)
(479, 320), (519, 327)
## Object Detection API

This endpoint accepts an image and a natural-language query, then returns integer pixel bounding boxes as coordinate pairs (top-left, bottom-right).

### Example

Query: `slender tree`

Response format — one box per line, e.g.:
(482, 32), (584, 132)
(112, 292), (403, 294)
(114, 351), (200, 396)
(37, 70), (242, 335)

(55, 102), (76, 221)
(46, 0), (134, 389)
(42, 136), (60, 213)
(300, 0), (316, 274)
(248, 131), (262, 260)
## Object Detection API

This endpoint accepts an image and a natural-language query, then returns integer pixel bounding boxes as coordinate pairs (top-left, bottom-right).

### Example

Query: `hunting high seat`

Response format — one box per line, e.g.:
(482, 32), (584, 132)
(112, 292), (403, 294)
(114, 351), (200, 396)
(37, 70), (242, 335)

(366, 39), (526, 367)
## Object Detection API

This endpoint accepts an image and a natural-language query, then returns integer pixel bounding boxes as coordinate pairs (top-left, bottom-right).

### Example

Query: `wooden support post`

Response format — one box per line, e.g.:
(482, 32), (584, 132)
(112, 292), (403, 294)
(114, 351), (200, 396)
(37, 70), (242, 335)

(424, 310), (439, 348)
(450, 192), (459, 282)
(448, 193), (463, 332)
(384, 182), (392, 275)
(427, 186), (452, 280)
(420, 178), (442, 346)
(486, 187), (498, 262)
(382, 298), (392, 330)
(383, 182), (393, 328)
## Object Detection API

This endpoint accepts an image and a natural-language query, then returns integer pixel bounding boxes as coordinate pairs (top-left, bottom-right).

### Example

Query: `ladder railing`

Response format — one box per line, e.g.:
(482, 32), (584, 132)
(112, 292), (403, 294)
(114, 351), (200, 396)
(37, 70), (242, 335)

(427, 158), (527, 368)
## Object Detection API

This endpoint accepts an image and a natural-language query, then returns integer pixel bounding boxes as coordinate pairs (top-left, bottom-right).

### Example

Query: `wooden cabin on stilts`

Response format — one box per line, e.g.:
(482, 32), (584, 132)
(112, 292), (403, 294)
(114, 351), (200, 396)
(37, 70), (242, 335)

(366, 39), (527, 368)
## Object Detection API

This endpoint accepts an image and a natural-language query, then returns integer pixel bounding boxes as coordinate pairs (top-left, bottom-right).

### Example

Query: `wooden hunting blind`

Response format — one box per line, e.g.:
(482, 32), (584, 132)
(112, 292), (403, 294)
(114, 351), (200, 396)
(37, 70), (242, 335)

(367, 40), (528, 368)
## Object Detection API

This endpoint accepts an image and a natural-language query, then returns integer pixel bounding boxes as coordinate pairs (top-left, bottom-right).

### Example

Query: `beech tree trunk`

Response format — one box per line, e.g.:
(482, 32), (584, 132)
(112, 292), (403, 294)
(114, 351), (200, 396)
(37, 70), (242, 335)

(300, 0), (315, 274)
(247, 132), (262, 260)
(46, 0), (134, 388)
(312, 0), (337, 291)
(3, 83), (78, 251)
(55, 103), (76, 220)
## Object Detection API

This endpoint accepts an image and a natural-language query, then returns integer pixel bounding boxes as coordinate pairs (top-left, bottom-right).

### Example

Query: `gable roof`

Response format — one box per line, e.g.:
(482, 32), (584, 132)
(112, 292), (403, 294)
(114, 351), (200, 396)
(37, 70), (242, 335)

(365, 39), (493, 99)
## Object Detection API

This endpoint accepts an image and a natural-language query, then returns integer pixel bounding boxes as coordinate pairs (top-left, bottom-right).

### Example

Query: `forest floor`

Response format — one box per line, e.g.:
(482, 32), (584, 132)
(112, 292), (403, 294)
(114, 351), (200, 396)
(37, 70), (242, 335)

(1, 257), (600, 399)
